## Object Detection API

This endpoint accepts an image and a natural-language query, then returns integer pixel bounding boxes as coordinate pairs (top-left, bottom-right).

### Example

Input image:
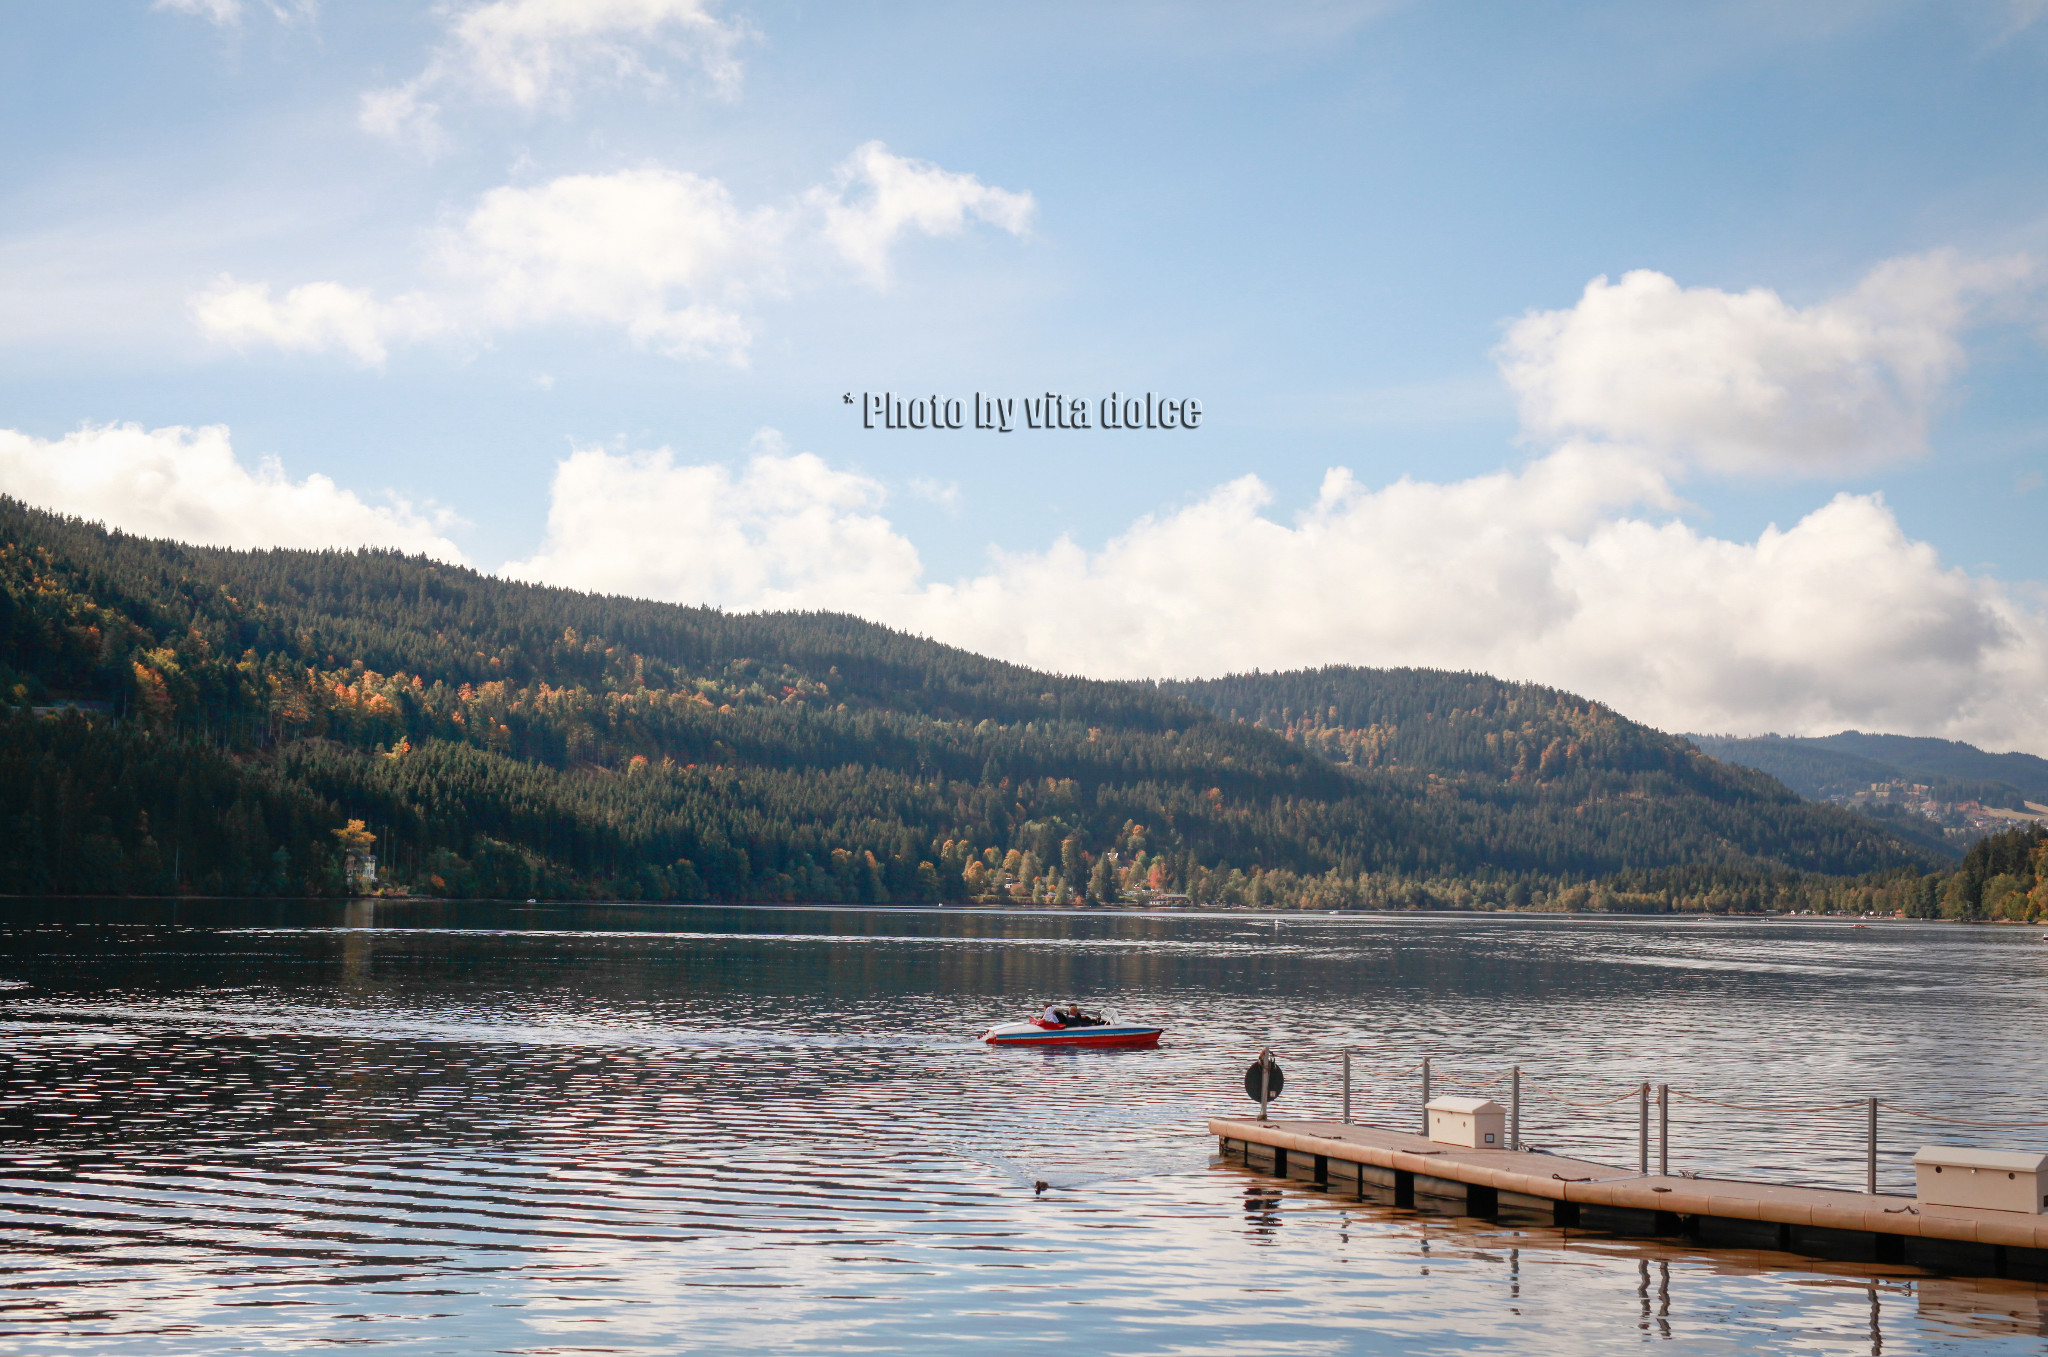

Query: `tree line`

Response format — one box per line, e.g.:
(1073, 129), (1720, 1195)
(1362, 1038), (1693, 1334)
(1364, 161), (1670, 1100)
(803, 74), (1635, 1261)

(0, 499), (1949, 908)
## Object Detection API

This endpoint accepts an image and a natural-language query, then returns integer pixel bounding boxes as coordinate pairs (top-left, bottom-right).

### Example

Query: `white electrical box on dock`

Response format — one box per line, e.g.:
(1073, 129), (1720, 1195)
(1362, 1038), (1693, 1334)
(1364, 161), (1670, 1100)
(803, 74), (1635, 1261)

(1913, 1146), (2048, 1214)
(1426, 1096), (1505, 1148)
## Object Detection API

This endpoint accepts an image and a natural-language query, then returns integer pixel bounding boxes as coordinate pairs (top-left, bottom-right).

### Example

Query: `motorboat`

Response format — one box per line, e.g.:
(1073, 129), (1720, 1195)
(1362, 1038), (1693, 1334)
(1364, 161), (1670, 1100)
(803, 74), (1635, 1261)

(981, 1013), (1163, 1048)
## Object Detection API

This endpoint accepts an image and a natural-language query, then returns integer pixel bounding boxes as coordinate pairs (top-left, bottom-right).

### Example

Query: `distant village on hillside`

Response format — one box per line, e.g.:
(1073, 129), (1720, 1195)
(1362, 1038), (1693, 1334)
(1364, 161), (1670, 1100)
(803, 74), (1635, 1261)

(1836, 780), (2048, 843)
(1689, 732), (2048, 849)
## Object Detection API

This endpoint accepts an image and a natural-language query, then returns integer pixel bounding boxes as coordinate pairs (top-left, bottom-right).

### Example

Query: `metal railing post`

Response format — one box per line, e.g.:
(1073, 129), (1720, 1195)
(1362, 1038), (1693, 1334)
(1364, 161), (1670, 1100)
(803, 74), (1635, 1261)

(1421, 1057), (1431, 1135)
(1658, 1083), (1668, 1178)
(1342, 1048), (1352, 1125)
(1259, 1051), (1271, 1122)
(1867, 1097), (1877, 1195)
(1511, 1065), (1521, 1151)
(1638, 1082), (1649, 1176)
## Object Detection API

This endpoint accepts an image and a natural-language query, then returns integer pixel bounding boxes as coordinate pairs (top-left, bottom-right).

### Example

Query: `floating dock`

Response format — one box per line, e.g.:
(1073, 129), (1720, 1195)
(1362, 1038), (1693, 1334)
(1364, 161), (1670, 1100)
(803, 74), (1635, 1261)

(1214, 1116), (2048, 1280)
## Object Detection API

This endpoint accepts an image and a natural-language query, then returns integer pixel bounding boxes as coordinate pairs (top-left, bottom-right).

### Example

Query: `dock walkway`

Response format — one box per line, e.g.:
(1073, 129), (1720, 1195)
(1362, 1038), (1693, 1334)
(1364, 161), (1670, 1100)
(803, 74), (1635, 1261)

(1214, 1116), (2048, 1279)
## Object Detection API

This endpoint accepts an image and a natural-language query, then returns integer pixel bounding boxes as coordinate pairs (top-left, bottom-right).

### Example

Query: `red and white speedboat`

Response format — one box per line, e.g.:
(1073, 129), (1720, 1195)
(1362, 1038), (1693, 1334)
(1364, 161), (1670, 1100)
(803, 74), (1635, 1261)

(980, 1014), (1163, 1048)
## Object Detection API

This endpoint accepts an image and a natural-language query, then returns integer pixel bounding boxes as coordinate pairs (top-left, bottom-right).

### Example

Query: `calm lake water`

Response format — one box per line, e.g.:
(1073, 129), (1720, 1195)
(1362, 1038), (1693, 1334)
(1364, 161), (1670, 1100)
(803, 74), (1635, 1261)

(3, 901), (2048, 1355)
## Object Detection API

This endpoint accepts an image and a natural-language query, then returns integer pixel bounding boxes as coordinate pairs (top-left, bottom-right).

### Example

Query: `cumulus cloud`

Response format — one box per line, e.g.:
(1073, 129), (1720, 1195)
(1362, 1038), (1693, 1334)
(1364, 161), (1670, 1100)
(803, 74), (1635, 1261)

(172, 244), (2048, 752)
(501, 436), (918, 610)
(362, 0), (744, 147)
(501, 432), (2048, 752)
(813, 141), (1036, 285)
(0, 423), (464, 560)
(493, 249), (2048, 751)
(191, 278), (416, 365)
(442, 167), (768, 360)
(918, 460), (2045, 753)
(195, 145), (1031, 365)
(1498, 250), (2034, 474)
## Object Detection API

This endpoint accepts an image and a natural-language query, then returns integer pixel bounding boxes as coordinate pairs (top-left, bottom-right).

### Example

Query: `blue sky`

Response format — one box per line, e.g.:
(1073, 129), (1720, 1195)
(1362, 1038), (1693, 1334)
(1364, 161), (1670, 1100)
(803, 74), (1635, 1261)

(3, 1), (2046, 750)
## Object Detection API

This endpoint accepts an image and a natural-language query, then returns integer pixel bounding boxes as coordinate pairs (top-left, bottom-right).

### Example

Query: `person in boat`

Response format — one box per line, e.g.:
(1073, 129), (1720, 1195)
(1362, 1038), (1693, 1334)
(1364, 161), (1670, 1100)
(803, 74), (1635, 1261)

(1061, 1003), (1105, 1028)
(1041, 1002), (1067, 1026)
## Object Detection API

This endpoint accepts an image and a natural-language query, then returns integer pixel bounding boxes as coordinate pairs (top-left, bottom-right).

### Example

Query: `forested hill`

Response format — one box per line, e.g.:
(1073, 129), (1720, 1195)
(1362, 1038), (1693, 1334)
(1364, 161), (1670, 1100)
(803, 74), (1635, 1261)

(0, 500), (1943, 908)
(1160, 666), (1957, 883)
(1166, 666), (1795, 795)
(1692, 732), (2048, 809)
(1166, 666), (1708, 779)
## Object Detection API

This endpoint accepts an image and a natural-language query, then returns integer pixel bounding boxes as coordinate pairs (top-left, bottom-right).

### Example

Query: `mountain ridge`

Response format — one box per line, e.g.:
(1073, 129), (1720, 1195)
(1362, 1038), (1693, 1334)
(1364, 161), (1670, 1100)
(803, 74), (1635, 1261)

(1692, 731), (2048, 805)
(0, 499), (1946, 907)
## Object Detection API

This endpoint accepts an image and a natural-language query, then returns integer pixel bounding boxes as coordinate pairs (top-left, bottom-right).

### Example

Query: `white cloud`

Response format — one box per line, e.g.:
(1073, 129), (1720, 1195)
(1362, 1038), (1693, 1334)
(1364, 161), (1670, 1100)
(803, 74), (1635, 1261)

(191, 277), (417, 365)
(442, 167), (768, 360)
(195, 146), (1031, 365)
(813, 141), (1036, 286)
(502, 431), (2048, 752)
(491, 240), (2048, 753)
(0, 423), (464, 560)
(453, 0), (742, 104)
(501, 436), (918, 610)
(357, 83), (447, 155)
(362, 0), (745, 146)
(1498, 250), (2034, 474)
(1533, 492), (2041, 743)
(901, 444), (1677, 679)
(170, 244), (2048, 753)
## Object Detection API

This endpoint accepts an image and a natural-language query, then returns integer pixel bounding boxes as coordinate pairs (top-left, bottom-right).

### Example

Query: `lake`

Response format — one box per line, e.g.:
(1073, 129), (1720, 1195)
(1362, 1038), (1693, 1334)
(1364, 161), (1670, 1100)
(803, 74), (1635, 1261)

(2, 900), (2047, 1354)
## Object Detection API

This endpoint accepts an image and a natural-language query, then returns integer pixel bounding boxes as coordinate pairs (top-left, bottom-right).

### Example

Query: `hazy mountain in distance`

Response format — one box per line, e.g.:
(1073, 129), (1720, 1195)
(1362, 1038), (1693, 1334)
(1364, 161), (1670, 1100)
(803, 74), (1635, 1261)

(1812, 732), (2048, 803)
(1692, 732), (2048, 809)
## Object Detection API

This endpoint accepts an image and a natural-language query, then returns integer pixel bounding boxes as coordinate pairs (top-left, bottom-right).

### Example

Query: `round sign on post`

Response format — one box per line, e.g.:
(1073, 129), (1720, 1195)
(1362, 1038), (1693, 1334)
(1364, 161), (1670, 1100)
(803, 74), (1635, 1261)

(1244, 1056), (1284, 1103)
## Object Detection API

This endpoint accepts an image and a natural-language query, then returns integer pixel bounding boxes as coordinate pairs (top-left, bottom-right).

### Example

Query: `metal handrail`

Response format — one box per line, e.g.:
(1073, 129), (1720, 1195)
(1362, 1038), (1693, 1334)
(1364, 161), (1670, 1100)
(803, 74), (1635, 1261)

(1308, 1048), (2048, 1198)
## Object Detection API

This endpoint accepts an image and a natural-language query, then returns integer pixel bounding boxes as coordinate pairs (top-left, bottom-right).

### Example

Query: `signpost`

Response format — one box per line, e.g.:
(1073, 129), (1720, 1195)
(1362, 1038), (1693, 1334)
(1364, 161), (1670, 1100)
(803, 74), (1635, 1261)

(1245, 1050), (1285, 1121)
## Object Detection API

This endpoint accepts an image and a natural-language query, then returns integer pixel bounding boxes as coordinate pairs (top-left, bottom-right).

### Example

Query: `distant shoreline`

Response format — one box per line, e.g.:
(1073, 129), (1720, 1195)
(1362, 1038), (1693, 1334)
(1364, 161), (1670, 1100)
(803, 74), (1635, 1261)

(0, 894), (2014, 925)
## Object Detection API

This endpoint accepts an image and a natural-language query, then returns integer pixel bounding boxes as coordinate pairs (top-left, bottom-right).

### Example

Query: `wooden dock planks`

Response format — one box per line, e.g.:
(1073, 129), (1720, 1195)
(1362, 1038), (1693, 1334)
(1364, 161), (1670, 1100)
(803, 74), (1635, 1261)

(1212, 1116), (2048, 1273)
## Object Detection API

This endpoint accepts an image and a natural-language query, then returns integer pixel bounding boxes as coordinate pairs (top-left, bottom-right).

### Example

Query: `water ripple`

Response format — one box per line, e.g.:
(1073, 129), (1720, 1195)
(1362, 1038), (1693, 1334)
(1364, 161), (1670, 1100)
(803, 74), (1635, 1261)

(0, 903), (2042, 1353)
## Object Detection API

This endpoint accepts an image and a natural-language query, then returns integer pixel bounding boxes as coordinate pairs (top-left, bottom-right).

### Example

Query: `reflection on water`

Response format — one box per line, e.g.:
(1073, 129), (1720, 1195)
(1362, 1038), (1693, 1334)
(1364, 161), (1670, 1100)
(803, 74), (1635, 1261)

(1, 900), (2047, 1353)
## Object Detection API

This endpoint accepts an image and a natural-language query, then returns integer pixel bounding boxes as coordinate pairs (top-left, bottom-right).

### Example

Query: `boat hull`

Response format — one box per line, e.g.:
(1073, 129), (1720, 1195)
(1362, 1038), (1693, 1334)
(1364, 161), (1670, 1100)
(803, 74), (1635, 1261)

(981, 1021), (1162, 1048)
